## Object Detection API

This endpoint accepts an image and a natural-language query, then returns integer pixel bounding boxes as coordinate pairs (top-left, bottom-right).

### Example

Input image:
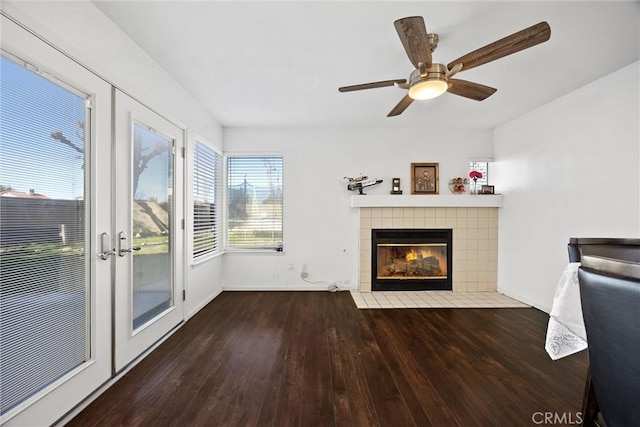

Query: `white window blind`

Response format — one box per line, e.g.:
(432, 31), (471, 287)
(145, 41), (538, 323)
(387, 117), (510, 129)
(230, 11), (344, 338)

(193, 141), (223, 259)
(226, 156), (283, 250)
(0, 54), (89, 414)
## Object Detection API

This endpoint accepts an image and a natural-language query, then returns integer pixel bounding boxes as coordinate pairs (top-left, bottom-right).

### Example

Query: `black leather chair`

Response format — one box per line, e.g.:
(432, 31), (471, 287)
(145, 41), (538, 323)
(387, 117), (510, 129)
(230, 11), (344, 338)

(578, 255), (640, 427)
(567, 238), (640, 426)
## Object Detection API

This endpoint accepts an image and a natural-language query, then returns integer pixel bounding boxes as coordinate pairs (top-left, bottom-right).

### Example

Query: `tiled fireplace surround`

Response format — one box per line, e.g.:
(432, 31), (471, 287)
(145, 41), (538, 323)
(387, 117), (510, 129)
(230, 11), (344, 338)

(358, 206), (499, 293)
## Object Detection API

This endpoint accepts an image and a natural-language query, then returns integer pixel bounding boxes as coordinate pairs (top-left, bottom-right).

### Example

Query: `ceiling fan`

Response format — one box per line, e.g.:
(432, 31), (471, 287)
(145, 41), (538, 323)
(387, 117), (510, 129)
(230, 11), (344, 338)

(338, 17), (551, 117)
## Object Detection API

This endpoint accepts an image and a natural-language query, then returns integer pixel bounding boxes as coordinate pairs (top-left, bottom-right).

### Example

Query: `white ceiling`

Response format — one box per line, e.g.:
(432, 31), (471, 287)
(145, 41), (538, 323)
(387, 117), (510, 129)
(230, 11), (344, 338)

(94, 1), (639, 129)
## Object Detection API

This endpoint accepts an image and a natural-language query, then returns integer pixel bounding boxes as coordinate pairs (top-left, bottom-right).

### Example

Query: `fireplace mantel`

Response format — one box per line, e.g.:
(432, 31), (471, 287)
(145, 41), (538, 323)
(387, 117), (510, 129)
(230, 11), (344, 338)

(350, 194), (503, 208)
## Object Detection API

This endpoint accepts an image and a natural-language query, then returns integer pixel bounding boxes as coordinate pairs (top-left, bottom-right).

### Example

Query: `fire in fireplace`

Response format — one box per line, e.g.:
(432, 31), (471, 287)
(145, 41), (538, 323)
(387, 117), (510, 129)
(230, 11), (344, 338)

(377, 243), (448, 279)
(371, 229), (452, 291)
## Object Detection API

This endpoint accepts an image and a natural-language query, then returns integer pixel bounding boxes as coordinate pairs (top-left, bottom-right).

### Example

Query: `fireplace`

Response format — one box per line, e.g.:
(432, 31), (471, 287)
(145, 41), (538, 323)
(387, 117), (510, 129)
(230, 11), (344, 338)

(371, 229), (452, 291)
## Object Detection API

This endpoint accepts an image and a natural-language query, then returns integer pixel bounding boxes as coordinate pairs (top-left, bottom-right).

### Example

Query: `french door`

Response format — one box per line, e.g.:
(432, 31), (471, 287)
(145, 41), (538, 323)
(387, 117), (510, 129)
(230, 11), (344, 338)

(0, 15), (184, 425)
(0, 15), (112, 426)
(113, 90), (184, 372)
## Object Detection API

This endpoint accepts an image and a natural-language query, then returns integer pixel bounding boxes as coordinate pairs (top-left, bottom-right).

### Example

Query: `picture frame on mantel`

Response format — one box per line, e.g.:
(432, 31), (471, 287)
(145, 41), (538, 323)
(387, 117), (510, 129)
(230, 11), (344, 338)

(411, 162), (439, 194)
(481, 185), (495, 194)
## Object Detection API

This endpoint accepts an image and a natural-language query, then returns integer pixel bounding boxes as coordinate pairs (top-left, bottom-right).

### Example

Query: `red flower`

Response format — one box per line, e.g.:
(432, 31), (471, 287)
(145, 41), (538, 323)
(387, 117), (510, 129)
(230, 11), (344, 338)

(469, 170), (483, 180)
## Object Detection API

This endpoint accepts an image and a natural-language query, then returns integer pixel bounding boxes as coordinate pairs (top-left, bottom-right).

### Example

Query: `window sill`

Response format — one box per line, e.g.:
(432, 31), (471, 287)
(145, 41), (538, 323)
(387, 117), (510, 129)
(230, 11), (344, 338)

(224, 248), (285, 255)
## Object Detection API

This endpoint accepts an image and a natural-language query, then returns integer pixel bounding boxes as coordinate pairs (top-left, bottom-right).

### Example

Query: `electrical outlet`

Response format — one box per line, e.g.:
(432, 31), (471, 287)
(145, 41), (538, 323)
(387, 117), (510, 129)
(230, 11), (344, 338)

(301, 264), (309, 279)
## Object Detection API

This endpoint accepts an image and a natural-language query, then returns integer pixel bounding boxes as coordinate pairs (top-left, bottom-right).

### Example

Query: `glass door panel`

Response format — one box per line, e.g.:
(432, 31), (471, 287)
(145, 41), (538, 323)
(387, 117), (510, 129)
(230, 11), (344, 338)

(131, 122), (173, 330)
(0, 52), (89, 416)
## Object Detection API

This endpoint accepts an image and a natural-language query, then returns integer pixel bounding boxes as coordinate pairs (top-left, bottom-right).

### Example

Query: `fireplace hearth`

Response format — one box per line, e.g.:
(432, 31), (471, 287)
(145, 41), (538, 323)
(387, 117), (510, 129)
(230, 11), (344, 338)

(371, 229), (452, 291)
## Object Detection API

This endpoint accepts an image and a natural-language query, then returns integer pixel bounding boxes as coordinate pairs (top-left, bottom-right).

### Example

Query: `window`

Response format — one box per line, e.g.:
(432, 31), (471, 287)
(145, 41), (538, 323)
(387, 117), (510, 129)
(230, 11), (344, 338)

(193, 140), (223, 259)
(226, 155), (283, 250)
(469, 160), (489, 187)
(0, 53), (89, 414)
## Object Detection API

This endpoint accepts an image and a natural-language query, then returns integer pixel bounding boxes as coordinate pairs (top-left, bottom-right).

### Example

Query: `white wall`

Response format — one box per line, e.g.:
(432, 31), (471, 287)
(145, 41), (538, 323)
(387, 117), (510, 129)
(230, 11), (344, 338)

(494, 61), (640, 312)
(223, 127), (493, 290)
(2, 0), (225, 317)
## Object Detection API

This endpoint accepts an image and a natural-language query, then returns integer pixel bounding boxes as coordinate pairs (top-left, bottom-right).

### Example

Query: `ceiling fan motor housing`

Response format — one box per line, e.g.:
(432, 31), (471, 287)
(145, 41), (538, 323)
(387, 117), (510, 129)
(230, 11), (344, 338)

(410, 63), (447, 83)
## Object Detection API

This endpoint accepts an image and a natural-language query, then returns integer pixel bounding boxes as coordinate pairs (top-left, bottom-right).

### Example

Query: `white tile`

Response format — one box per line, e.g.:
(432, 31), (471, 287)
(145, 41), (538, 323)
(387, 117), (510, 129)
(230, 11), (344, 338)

(466, 217), (479, 229)
(478, 208), (491, 218)
(352, 290), (529, 310)
(423, 218), (437, 227)
(404, 302), (421, 308)
(436, 218), (448, 227)
(360, 217), (372, 229)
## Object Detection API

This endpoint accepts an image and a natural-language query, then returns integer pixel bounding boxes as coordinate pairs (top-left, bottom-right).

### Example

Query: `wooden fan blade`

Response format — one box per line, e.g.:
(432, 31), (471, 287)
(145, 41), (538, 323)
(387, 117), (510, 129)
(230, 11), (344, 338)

(339, 79), (406, 92)
(447, 79), (497, 101)
(447, 22), (550, 72)
(394, 16), (432, 68)
(387, 94), (414, 117)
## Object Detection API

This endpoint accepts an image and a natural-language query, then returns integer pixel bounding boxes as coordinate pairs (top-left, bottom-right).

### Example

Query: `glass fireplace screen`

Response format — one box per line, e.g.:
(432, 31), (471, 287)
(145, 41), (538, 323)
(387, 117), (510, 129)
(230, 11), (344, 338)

(376, 243), (448, 280)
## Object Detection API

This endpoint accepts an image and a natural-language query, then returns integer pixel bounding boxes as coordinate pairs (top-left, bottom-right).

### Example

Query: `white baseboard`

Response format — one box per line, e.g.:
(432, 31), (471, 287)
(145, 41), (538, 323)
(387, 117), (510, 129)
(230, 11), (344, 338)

(185, 287), (223, 321)
(222, 284), (357, 292)
(497, 287), (550, 313)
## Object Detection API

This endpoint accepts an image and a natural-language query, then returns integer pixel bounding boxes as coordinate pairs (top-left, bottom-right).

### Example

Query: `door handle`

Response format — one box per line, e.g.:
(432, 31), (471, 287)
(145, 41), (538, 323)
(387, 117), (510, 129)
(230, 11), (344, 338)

(118, 231), (141, 257)
(98, 232), (116, 260)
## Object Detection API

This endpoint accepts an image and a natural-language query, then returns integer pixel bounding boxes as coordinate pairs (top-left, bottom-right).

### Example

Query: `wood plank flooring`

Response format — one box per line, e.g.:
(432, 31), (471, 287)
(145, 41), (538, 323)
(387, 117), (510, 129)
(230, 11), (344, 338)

(66, 291), (588, 426)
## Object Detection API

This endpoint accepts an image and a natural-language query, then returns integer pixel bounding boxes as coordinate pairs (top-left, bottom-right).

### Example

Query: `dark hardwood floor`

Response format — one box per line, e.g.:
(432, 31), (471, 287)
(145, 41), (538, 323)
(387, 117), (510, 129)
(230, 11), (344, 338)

(67, 291), (588, 426)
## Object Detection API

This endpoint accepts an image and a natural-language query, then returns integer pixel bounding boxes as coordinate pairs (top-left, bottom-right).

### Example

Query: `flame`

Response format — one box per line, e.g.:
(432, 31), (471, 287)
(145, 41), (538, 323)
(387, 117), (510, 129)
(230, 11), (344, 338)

(405, 249), (418, 261)
(404, 248), (448, 275)
(376, 244), (449, 278)
(404, 248), (438, 262)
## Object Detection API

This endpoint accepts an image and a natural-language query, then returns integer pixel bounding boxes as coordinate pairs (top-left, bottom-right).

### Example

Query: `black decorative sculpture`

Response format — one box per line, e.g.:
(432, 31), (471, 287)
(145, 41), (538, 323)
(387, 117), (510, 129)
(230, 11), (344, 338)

(344, 175), (383, 195)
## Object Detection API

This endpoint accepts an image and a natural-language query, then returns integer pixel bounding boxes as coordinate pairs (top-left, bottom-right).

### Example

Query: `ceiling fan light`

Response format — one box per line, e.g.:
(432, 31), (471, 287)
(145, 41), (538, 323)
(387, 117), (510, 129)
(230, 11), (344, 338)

(408, 79), (448, 100)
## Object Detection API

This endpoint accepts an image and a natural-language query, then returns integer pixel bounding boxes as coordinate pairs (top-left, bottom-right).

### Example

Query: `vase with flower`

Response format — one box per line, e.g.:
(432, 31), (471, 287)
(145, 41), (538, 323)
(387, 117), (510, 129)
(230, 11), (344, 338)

(469, 170), (483, 194)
